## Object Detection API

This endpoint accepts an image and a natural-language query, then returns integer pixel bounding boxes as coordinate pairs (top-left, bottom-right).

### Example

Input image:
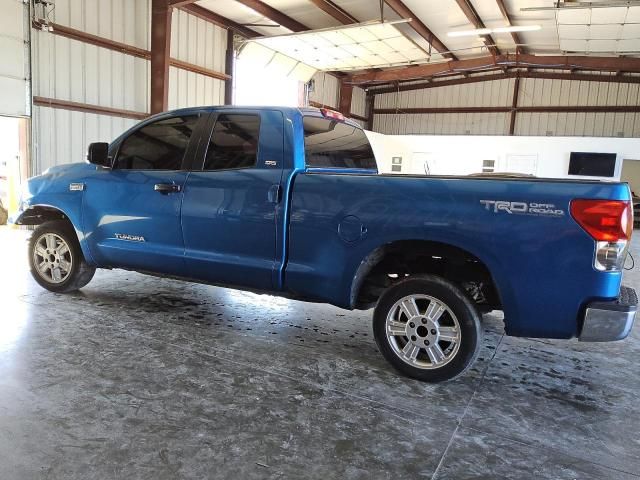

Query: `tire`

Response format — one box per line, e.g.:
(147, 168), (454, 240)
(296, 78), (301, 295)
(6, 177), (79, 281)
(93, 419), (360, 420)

(373, 275), (482, 383)
(28, 220), (96, 293)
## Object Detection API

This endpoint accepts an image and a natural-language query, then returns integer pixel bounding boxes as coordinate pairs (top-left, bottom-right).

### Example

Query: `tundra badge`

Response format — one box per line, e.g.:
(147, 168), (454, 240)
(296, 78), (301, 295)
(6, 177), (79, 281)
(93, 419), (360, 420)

(115, 233), (146, 242)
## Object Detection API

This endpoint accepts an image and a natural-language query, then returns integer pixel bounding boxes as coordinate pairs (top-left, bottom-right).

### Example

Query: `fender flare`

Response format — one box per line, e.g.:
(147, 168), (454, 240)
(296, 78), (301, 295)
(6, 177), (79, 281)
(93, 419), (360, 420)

(348, 239), (509, 313)
(14, 204), (96, 265)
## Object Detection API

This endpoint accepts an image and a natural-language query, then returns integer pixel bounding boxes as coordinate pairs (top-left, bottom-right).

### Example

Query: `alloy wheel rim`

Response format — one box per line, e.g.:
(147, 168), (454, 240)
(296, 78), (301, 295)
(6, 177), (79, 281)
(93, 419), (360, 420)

(385, 294), (461, 369)
(32, 233), (73, 284)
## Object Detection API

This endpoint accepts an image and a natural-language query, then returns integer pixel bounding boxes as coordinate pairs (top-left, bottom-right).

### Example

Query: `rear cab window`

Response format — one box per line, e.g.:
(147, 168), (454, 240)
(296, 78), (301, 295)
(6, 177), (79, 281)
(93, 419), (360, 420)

(302, 116), (377, 172)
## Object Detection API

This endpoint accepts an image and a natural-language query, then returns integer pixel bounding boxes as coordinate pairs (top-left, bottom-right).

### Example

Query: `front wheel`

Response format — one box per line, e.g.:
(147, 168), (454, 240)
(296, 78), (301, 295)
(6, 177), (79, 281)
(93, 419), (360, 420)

(28, 220), (96, 293)
(373, 275), (482, 382)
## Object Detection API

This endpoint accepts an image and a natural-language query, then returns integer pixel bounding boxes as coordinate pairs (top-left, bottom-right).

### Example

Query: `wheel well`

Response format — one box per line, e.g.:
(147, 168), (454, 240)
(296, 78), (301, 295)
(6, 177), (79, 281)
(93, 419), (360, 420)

(17, 206), (73, 228)
(353, 241), (501, 311)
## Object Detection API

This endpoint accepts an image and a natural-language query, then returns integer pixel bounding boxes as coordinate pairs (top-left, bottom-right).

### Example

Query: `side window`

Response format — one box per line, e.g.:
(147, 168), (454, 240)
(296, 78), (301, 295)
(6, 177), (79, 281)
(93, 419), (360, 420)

(114, 115), (199, 170)
(303, 116), (376, 170)
(203, 114), (260, 171)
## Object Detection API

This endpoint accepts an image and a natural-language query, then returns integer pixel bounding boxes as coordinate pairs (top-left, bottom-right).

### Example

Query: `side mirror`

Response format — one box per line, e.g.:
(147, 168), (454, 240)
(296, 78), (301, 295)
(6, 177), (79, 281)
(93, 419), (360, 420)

(87, 142), (111, 167)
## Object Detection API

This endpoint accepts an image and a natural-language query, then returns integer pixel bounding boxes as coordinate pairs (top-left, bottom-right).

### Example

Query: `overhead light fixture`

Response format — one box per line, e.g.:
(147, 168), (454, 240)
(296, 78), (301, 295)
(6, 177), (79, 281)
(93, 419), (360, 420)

(448, 25), (541, 37)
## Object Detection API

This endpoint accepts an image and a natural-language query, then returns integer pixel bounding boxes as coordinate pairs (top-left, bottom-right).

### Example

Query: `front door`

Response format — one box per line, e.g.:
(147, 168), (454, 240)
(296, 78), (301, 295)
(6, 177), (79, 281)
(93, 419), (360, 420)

(181, 109), (285, 290)
(83, 113), (204, 275)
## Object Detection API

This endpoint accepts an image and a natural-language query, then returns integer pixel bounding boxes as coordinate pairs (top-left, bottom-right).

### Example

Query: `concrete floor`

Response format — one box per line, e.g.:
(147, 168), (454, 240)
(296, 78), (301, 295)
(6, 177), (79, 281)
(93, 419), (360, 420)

(1, 226), (639, 479)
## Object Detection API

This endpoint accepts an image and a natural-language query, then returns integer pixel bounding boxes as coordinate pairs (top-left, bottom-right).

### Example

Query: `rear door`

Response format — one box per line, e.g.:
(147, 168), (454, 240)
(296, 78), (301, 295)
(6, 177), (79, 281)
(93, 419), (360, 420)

(83, 113), (205, 275)
(181, 109), (285, 290)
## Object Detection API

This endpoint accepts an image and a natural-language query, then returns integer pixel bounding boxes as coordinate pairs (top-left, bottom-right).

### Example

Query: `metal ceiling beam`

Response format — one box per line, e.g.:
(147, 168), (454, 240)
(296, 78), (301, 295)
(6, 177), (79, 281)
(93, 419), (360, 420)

(179, 4), (260, 38)
(167, 0), (198, 7)
(495, 0), (524, 54)
(234, 0), (308, 32)
(509, 76), (520, 135)
(453, 0), (500, 56)
(368, 70), (640, 94)
(150, 0), (172, 114)
(338, 79), (354, 115)
(374, 105), (640, 114)
(351, 54), (640, 84)
(307, 0), (358, 25)
(383, 0), (457, 60)
(225, 29), (235, 105)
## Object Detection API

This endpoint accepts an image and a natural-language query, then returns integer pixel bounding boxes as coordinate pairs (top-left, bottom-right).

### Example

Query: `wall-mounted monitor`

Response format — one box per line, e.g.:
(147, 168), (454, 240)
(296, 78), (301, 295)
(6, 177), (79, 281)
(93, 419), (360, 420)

(568, 152), (616, 177)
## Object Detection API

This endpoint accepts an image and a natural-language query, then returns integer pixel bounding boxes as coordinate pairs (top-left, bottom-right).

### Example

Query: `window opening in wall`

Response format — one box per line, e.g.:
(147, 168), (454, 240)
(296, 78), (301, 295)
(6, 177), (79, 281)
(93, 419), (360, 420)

(482, 159), (495, 173)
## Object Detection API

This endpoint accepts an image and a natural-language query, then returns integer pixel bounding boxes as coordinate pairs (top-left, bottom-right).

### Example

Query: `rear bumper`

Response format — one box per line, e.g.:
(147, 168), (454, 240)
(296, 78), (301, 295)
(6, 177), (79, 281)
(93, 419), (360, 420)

(579, 286), (637, 342)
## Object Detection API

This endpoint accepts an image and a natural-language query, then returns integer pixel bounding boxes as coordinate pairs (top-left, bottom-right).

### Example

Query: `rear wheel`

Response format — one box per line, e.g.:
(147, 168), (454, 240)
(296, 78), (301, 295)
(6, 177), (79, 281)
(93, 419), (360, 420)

(373, 275), (482, 382)
(28, 220), (96, 293)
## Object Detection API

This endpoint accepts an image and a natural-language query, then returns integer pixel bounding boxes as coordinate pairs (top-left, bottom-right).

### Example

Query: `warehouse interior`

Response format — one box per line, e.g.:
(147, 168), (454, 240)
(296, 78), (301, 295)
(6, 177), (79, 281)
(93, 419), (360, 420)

(1, 0), (640, 478)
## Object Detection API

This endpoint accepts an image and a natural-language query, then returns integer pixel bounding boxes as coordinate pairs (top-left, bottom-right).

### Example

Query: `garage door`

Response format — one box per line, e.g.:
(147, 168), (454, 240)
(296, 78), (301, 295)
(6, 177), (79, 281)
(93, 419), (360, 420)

(0, 0), (30, 117)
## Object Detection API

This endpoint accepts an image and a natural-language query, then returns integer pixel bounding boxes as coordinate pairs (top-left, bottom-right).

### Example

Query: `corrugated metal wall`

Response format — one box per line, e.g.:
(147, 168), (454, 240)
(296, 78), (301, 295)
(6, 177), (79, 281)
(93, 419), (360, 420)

(33, 106), (137, 173)
(31, 0), (151, 173)
(309, 72), (339, 108)
(351, 86), (366, 118)
(168, 9), (226, 110)
(516, 76), (640, 137)
(373, 74), (640, 137)
(31, 1), (228, 174)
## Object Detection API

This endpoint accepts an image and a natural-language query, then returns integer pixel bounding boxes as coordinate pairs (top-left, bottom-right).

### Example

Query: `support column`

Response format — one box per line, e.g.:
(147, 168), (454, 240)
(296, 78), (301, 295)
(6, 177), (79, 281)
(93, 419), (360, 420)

(224, 29), (234, 105)
(150, 0), (172, 114)
(338, 79), (353, 116)
(366, 94), (375, 131)
(509, 75), (520, 135)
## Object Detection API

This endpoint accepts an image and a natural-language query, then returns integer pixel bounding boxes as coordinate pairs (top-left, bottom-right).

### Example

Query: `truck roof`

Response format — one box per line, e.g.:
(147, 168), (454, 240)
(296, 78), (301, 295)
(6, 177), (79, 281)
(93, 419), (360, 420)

(146, 105), (363, 129)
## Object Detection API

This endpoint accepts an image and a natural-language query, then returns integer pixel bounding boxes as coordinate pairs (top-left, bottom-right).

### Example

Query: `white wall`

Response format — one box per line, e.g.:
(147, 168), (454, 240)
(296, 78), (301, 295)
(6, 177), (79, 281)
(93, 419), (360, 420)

(370, 134), (640, 181)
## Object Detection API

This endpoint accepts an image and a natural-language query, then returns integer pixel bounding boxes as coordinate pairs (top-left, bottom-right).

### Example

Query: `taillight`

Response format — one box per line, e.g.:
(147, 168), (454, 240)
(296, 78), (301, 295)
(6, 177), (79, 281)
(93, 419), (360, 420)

(570, 199), (631, 242)
(571, 199), (633, 271)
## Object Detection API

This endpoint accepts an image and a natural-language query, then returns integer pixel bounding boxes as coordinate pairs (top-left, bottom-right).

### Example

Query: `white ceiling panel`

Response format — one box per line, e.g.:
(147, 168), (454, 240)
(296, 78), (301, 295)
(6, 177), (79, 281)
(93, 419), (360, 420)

(265, 0), (342, 29)
(626, 6), (640, 23)
(588, 39), (619, 53)
(558, 24), (589, 38)
(590, 7), (628, 25)
(618, 39), (640, 53)
(621, 23), (640, 40)
(589, 24), (623, 39)
(559, 39), (588, 52)
(557, 8), (591, 25)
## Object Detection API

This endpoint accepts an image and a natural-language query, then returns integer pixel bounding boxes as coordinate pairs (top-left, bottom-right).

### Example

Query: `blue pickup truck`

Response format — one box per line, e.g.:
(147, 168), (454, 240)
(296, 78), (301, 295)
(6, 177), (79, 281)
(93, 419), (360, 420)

(12, 106), (637, 382)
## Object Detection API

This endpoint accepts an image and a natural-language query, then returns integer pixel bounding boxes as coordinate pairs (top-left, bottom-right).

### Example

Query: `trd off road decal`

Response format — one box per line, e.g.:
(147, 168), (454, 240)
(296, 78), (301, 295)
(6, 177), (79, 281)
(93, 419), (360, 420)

(480, 200), (565, 217)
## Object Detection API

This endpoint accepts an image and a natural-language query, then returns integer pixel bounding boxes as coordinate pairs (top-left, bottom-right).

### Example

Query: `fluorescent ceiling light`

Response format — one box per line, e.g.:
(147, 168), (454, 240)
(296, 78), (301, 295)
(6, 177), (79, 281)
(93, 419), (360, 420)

(448, 25), (541, 37)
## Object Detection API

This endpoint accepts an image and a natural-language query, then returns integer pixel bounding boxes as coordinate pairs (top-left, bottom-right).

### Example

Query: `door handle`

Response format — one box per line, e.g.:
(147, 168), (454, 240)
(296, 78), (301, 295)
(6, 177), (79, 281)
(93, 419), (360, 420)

(154, 183), (182, 194)
(267, 184), (282, 204)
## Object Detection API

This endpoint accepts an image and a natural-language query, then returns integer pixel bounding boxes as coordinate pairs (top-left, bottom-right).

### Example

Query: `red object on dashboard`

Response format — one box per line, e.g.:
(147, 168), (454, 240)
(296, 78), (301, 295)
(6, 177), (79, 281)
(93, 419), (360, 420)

(570, 199), (632, 242)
